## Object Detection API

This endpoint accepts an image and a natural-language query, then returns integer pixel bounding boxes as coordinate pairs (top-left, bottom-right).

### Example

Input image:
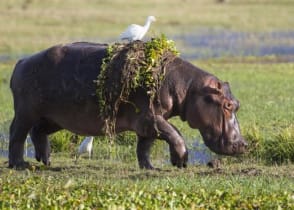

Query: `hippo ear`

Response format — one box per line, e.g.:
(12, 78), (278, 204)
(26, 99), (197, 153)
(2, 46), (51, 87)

(222, 82), (232, 95)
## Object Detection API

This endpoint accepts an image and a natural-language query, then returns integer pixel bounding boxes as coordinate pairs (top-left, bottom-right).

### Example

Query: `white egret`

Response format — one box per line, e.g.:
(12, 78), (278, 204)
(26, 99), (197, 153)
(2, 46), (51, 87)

(120, 16), (156, 42)
(75, 136), (94, 163)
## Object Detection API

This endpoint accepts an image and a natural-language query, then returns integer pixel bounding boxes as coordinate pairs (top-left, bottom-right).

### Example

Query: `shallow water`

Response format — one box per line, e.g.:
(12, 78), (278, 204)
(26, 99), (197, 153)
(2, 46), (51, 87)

(188, 139), (214, 165)
(173, 29), (294, 61)
(0, 135), (35, 158)
(0, 134), (212, 165)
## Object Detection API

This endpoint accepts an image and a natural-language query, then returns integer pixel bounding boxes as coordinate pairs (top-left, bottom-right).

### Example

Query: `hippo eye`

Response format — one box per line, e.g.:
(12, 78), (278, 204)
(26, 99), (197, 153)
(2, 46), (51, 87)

(204, 95), (214, 103)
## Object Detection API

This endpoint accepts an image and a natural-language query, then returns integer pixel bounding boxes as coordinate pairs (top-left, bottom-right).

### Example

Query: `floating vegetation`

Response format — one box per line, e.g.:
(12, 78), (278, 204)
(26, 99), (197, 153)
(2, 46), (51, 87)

(95, 35), (179, 137)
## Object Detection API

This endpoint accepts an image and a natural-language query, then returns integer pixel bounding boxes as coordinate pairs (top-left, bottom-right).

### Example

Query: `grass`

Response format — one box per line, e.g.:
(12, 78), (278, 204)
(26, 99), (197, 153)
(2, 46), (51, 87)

(0, 157), (293, 209)
(0, 62), (14, 134)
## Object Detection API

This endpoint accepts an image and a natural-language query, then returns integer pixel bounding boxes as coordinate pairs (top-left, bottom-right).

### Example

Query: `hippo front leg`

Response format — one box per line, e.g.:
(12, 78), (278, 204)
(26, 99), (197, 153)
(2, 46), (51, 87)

(155, 115), (188, 168)
(136, 135), (155, 169)
(30, 119), (61, 166)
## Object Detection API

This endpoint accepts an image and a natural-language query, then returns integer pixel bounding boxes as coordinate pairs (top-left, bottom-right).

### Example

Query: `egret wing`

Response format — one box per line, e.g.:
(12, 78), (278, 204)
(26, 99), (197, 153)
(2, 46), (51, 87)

(120, 24), (143, 40)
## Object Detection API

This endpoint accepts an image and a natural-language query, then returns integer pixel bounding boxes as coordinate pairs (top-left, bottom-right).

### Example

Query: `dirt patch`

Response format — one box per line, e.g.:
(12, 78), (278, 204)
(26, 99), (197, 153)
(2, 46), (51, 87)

(239, 167), (262, 176)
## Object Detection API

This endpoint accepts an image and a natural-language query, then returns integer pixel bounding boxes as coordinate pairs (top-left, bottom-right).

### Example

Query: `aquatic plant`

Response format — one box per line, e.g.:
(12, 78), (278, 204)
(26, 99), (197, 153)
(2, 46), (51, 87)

(95, 35), (178, 137)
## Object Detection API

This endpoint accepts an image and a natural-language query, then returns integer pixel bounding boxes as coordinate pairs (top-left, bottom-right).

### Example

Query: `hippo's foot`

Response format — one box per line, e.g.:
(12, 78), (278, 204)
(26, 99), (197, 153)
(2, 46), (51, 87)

(42, 158), (51, 166)
(8, 160), (30, 170)
(35, 153), (51, 166)
(170, 145), (188, 168)
(170, 155), (188, 168)
(139, 159), (155, 170)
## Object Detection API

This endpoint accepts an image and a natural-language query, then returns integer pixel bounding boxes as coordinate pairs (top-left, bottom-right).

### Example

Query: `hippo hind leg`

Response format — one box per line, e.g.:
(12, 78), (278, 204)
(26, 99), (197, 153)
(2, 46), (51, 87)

(9, 115), (34, 169)
(30, 119), (61, 166)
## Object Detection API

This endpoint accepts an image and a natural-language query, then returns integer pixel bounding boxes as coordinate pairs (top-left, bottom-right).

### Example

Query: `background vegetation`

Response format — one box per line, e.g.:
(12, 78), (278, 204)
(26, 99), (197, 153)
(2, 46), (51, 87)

(0, 0), (294, 209)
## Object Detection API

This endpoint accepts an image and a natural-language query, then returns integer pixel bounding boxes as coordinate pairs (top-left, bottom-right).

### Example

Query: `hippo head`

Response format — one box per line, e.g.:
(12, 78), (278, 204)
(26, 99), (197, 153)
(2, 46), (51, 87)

(185, 77), (247, 155)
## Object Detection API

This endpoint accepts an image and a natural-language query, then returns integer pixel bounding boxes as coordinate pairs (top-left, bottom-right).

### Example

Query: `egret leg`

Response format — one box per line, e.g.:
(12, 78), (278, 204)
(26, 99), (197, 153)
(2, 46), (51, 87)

(75, 154), (80, 164)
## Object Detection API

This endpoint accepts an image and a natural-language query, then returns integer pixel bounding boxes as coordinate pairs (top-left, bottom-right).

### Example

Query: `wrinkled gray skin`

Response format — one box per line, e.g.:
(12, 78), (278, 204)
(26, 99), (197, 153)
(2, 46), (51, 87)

(9, 42), (247, 169)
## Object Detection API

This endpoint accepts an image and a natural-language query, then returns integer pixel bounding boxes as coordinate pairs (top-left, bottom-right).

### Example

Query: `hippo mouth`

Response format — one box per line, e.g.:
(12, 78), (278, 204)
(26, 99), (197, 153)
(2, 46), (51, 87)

(204, 135), (247, 156)
(201, 116), (247, 156)
(219, 136), (247, 155)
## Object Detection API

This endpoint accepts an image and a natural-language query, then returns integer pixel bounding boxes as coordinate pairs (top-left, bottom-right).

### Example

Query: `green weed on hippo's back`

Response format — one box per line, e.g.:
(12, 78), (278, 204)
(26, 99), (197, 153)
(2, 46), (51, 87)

(95, 35), (179, 137)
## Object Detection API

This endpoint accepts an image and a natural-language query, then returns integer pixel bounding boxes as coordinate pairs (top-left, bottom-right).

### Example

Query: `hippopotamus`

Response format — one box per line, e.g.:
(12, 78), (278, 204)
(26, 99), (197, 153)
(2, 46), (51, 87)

(8, 41), (247, 169)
